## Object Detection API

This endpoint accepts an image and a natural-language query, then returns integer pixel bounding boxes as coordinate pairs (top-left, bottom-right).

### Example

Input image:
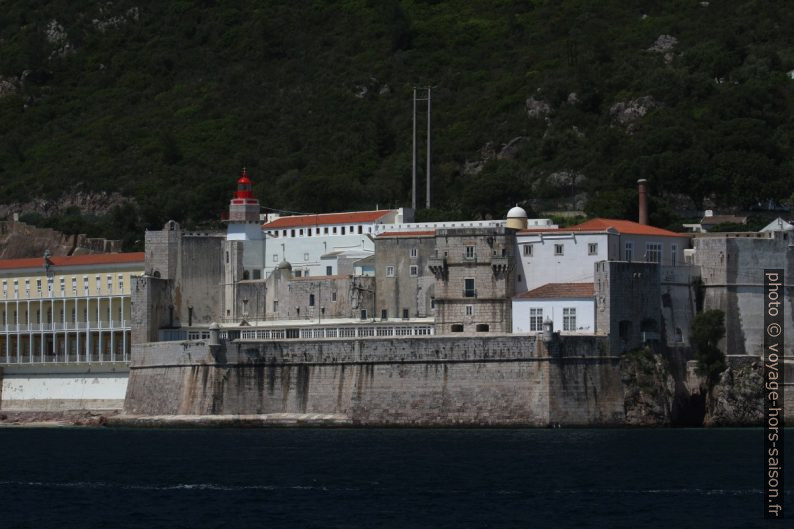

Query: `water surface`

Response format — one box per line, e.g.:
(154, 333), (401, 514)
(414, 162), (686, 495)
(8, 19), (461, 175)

(0, 428), (790, 528)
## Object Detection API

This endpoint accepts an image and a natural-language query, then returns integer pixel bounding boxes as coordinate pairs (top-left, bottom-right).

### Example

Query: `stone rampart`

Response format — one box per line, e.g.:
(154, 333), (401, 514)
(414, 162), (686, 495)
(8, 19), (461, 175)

(124, 335), (625, 427)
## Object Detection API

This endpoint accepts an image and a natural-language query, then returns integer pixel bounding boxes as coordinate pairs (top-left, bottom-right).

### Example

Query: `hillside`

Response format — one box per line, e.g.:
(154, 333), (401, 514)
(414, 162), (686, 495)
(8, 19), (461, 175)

(2, 1), (794, 247)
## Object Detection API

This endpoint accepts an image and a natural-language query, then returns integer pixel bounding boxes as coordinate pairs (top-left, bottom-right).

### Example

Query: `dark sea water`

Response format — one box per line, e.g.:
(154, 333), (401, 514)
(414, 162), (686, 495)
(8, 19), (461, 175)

(0, 428), (791, 529)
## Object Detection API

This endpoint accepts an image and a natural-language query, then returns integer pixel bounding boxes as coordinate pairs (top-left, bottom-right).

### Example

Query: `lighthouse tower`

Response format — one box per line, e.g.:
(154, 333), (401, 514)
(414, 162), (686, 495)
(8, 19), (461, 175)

(226, 168), (263, 241)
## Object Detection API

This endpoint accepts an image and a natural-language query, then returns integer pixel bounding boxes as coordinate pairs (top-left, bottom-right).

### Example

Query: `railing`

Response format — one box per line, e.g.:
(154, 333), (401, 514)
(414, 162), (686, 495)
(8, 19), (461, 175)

(237, 324), (434, 341)
(1, 349), (130, 365)
(0, 320), (130, 332)
(463, 289), (478, 298)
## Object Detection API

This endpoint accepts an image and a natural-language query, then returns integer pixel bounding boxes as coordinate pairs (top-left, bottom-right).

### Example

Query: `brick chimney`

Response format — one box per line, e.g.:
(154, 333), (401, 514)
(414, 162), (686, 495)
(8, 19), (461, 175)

(637, 179), (648, 225)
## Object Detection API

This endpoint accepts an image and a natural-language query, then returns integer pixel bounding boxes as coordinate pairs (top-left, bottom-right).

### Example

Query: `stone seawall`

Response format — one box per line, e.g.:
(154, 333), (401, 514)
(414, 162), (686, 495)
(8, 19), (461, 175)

(123, 335), (625, 427)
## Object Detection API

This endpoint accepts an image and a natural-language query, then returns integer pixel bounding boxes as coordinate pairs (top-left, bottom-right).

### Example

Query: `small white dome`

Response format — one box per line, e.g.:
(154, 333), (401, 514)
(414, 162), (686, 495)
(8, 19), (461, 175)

(507, 205), (528, 219)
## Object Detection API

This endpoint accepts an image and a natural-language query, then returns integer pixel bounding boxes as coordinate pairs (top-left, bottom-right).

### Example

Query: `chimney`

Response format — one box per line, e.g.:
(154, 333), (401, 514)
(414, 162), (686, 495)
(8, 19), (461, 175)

(637, 179), (648, 225)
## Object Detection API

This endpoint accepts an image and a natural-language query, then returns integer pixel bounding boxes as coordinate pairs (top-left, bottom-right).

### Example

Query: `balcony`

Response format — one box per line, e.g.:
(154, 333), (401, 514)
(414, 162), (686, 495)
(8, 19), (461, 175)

(428, 257), (448, 279)
(463, 288), (478, 298)
(491, 257), (511, 275)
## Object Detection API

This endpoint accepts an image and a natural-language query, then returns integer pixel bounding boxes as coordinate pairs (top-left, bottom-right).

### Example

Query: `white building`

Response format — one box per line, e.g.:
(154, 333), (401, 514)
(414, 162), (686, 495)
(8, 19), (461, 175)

(515, 218), (691, 292)
(512, 283), (595, 335)
(261, 209), (411, 278)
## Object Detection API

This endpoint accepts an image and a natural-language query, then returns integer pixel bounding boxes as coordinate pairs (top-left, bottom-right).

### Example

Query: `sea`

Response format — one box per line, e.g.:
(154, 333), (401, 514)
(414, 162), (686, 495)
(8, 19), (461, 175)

(0, 427), (791, 529)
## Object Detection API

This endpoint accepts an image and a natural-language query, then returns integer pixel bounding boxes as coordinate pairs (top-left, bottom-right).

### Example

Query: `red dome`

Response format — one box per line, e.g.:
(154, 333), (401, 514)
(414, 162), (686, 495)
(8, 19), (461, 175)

(235, 168), (254, 199)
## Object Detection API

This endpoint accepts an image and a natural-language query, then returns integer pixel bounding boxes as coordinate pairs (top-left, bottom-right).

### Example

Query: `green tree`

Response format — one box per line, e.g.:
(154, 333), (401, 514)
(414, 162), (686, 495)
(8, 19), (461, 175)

(690, 309), (726, 384)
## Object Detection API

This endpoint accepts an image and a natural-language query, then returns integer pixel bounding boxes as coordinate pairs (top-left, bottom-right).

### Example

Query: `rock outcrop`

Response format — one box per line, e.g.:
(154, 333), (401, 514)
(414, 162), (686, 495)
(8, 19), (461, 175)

(621, 348), (675, 426)
(0, 220), (121, 259)
(704, 362), (764, 426)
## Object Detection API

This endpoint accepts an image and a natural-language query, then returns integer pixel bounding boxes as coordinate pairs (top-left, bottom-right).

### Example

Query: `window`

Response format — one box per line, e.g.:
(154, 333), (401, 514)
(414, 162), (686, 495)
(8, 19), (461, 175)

(464, 278), (476, 298)
(303, 252), (309, 261)
(118, 275), (124, 291)
(304, 269), (309, 277)
(71, 277), (77, 293)
(299, 229), (304, 236)
(295, 270), (302, 278)
(36, 279), (42, 294)
(1, 281), (5, 297)
(410, 247), (418, 258)
(529, 308), (543, 331)
(291, 229), (296, 237)
(360, 309), (367, 320)
(588, 243), (598, 255)
(671, 244), (678, 266)
(324, 227), (329, 234)
(47, 278), (53, 293)
(554, 244), (564, 256)
(309, 294), (315, 307)
(95, 276), (101, 292)
(82, 276), (88, 292)
(386, 266), (395, 277)
(381, 309), (387, 320)
(358, 226), (363, 234)
(241, 299), (249, 316)
(402, 308), (409, 319)
(341, 227), (346, 235)
(645, 243), (661, 263)
(331, 292), (337, 302)
(523, 245), (532, 257)
(60, 278), (65, 293)
(282, 230), (287, 236)
(273, 300), (278, 312)
(333, 227), (337, 234)
(273, 254), (279, 263)
(326, 266), (333, 275)
(451, 324), (464, 332)
(465, 305), (473, 316)
(465, 245), (475, 259)
(563, 308), (577, 331)
(107, 275), (113, 293)
(625, 242), (633, 262)
(25, 280), (30, 295)
(409, 265), (418, 277)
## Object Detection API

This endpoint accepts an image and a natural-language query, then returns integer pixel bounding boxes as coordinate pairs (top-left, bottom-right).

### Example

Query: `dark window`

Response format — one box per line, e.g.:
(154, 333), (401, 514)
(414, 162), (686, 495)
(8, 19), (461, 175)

(309, 294), (315, 307)
(476, 324), (489, 332)
(402, 309), (409, 319)
(326, 266), (333, 275)
(381, 309), (387, 320)
(360, 309), (367, 320)
(451, 324), (464, 332)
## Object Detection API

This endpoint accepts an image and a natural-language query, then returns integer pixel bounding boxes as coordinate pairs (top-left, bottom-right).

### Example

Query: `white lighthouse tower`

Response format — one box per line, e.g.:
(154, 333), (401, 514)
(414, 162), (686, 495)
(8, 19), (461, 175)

(226, 168), (263, 241)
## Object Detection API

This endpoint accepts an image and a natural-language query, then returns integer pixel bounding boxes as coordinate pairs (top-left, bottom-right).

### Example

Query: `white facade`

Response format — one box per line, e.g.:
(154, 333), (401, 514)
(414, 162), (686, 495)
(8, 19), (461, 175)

(512, 297), (595, 334)
(515, 223), (690, 291)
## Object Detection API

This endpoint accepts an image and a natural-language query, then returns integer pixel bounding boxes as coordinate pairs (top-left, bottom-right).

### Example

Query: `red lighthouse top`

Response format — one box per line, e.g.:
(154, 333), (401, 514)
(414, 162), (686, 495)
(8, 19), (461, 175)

(235, 168), (254, 199)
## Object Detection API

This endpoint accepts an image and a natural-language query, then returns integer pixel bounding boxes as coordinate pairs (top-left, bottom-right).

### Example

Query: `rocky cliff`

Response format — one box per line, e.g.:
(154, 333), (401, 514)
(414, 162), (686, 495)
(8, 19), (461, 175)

(0, 220), (120, 258)
(704, 361), (764, 426)
(620, 347), (675, 426)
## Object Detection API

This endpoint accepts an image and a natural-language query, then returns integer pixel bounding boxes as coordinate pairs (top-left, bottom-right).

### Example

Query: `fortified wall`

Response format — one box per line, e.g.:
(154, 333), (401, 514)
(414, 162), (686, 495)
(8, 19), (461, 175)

(123, 334), (624, 427)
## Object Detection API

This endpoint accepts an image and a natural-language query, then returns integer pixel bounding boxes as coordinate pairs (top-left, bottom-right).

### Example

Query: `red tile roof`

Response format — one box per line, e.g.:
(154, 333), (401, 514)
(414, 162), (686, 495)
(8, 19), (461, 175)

(262, 210), (395, 229)
(377, 230), (435, 238)
(514, 282), (595, 299)
(518, 218), (684, 237)
(0, 252), (144, 271)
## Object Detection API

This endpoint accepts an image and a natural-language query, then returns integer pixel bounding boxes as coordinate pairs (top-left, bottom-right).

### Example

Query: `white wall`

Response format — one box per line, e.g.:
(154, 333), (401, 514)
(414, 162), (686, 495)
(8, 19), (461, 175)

(512, 298), (595, 334)
(515, 233), (612, 292)
(262, 231), (375, 278)
(1, 370), (128, 411)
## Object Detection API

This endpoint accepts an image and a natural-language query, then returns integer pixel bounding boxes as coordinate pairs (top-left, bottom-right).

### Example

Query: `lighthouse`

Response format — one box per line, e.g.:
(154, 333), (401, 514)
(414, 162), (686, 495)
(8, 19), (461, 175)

(226, 168), (263, 241)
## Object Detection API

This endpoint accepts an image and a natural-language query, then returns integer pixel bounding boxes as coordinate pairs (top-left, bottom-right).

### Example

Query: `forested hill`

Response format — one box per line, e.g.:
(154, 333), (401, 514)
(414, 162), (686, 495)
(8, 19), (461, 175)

(2, 1), (794, 246)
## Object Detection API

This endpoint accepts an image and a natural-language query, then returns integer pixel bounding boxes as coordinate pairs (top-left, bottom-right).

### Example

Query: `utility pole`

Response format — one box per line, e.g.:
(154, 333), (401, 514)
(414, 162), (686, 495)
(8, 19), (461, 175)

(426, 87), (431, 209)
(412, 87), (433, 210)
(412, 87), (417, 211)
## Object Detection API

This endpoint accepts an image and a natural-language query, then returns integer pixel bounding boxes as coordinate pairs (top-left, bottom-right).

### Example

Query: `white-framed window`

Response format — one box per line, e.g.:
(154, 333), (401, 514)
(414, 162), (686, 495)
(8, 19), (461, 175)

(273, 254), (279, 263)
(554, 244), (564, 256)
(118, 275), (124, 291)
(625, 242), (633, 262)
(36, 279), (42, 294)
(96, 276), (101, 293)
(588, 243), (598, 255)
(386, 266), (395, 277)
(671, 244), (677, 266)
(24, 279), (30, 296)
(331, 292), (337, 302)
(60, 278), (65, 293)
(47, 278), (53, 293)
(410, 247), (418, 259)
(107, 275), (113, 293)
(563, 307), (576, 331)
(83, 276), (89, 292)
(465, 305), (474, 316)
(71, 277), (77, 293)
(523, 245), (532, 257)
(2, 281), (6, 297)
(645, 243), (662, 263)
(409, 265), (418, 277)
(529, 308), (543, 331)
(465, 245), (476, 259)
